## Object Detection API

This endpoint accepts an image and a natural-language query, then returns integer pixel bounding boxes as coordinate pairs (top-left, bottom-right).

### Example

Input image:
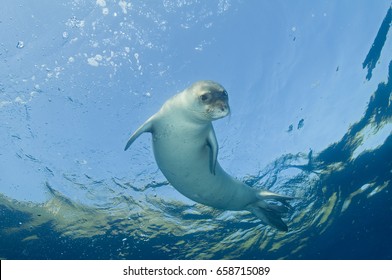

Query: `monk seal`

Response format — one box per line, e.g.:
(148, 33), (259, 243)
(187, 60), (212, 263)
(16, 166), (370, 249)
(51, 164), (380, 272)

(124, 80), (294, 231)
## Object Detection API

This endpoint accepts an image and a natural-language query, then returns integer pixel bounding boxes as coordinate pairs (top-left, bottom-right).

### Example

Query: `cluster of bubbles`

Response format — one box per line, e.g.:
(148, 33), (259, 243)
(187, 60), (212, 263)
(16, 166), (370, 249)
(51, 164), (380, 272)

(2, 0), (235, 109)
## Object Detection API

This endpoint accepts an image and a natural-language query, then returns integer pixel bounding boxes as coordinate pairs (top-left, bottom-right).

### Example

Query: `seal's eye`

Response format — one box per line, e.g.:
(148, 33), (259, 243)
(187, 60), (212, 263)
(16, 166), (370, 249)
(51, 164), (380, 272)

(200, 94), (209, 102)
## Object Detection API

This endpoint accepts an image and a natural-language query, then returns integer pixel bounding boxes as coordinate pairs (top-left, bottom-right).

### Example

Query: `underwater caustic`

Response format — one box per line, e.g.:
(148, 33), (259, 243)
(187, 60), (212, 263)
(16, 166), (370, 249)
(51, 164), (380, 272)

(0, 1), (391, 259)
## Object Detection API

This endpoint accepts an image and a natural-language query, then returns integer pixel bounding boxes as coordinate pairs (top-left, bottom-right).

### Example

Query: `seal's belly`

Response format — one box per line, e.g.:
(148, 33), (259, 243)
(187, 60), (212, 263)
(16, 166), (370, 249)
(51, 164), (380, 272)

(153, 137), (211, 188)
(152, 134), (255, 210)
(152, 121), (210, 180)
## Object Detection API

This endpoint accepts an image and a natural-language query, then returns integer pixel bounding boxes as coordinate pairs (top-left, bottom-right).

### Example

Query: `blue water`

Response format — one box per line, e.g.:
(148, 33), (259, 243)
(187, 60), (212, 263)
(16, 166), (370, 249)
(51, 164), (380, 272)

(0, 1), (391, 260)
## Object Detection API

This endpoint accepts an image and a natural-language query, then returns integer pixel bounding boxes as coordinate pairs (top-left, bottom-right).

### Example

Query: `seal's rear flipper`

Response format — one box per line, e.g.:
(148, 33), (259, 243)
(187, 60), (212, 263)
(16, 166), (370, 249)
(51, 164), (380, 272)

(124, 116), (154, 151)
(248, 190), (296, 232)
(256, 190), (296, 211)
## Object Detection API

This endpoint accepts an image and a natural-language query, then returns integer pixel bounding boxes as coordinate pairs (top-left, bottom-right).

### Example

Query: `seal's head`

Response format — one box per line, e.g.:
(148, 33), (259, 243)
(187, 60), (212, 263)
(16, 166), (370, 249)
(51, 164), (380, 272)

(185, 80), (230, 121)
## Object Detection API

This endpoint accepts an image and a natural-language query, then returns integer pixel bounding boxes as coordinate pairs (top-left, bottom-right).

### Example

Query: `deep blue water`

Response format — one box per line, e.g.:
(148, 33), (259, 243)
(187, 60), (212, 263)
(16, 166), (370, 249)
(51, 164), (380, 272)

(1, 1), (391, 259)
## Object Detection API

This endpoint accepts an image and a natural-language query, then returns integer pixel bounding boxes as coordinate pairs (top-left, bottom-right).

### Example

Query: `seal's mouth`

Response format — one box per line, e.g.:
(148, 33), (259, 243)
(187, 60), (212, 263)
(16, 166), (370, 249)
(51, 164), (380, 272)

(207, 101), (230, 120)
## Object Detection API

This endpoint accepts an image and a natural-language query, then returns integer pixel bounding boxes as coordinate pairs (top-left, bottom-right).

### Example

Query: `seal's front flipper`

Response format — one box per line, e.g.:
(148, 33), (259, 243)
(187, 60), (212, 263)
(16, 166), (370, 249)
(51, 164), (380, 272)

(206, 127), (218, 175)
(124, 117), (154, 151)
(247, 190), (296, 232)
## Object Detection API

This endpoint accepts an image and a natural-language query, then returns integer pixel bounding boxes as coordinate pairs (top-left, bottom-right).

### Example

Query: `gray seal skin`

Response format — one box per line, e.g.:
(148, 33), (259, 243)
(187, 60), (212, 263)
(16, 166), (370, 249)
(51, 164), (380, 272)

(124, 80), (294, 231)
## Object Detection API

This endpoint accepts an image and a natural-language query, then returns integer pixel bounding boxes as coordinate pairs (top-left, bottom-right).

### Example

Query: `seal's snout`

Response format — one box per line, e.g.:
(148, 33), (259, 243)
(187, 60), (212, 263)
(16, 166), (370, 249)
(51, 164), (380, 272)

(219, 103), (228, 112)
(210, 100), (230, 119)
(219, 103), (230, 114)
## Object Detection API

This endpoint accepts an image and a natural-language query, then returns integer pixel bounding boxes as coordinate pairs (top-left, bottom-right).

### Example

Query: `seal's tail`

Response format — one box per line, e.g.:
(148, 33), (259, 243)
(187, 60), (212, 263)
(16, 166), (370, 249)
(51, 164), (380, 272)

(247, 190), (295, 232)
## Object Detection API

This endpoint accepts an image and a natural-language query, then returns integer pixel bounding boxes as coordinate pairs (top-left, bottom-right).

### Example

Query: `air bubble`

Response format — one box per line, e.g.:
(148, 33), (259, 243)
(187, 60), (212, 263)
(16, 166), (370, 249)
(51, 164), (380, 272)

(16, 41), (24, 49)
